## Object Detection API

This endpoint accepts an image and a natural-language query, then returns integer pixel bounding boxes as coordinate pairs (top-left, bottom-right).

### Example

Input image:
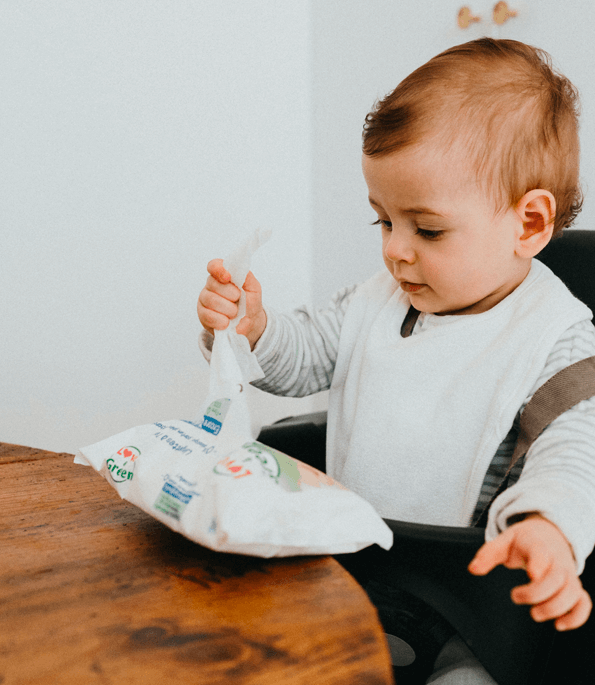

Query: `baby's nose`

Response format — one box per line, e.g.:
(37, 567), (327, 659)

(384, 232), (416, 264)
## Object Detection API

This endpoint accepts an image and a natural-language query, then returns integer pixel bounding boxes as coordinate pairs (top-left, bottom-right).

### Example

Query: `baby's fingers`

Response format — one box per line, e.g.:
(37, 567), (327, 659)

(204, 274), (242, 303)
(469, 527), (523, 576)
(198, 288), (238, 321)
(197, 285), (240, 333)
(510, 560), (563, 607)
(530, 583), (591, 630)
(242, 270), (263, 318)
(242, 270), (261, 294)
(554, 589), (592, 631)
(513, 568), (591, 630)
(207, 258), (232, 284)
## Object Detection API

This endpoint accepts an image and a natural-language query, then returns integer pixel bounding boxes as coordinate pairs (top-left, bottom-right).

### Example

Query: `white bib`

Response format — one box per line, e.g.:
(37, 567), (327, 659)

(327, 260), (592, 526)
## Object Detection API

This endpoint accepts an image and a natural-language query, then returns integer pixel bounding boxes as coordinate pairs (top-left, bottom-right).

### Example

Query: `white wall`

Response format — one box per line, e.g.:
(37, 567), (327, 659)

(0, 0), (325, 452)
(310, 1), (463, 303)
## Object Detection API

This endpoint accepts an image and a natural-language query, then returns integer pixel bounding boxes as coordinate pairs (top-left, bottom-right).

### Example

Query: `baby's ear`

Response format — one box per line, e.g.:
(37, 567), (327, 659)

(514, 189), (556, 258)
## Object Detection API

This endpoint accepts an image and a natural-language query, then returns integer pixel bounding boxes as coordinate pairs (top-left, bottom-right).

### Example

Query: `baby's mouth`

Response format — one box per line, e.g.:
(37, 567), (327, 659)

(400, 281), (425, 293)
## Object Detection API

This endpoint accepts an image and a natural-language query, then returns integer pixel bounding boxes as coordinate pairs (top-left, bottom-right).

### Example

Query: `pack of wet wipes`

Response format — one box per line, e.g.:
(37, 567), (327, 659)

(74, 229), (392, 557)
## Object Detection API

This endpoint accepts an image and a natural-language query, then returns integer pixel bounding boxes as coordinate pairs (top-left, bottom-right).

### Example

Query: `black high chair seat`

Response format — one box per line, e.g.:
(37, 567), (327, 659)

(257, 230), (595, 685)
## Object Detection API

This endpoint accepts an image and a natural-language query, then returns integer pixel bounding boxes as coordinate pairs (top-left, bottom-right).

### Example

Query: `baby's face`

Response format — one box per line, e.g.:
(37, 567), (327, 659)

(362, 145), (530, 315)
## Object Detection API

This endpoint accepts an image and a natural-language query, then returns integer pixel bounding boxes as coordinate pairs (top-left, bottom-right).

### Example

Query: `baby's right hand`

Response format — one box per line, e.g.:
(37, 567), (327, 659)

(197, 259), (267, 350)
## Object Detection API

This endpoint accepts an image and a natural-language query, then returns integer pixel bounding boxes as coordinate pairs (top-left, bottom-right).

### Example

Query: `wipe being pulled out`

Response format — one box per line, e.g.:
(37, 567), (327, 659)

(75, 229), (392, 557)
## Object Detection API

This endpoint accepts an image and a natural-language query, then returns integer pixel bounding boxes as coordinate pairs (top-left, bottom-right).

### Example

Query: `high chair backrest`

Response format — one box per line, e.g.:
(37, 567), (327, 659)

(536, 229), (595, 320)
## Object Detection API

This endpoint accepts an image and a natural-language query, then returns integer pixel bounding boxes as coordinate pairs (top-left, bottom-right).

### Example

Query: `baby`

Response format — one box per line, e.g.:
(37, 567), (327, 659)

(198, 38), (595, 682)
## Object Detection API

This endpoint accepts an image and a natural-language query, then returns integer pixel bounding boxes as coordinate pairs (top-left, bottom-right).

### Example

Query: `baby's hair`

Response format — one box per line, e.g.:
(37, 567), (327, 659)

(363, 38), (582, 234)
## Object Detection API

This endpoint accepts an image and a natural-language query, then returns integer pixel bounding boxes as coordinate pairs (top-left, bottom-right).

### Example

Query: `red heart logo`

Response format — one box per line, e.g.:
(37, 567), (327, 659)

(229, 465), (241, 473)
(123, 449), (132, 458)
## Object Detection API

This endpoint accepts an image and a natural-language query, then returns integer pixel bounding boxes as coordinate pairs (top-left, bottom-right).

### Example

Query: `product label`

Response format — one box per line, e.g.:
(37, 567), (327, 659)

(154, 474), (200, 521)
(154, 422), (215, 456)
(106, 445), (140, 483)
(201, 398), (231, 435)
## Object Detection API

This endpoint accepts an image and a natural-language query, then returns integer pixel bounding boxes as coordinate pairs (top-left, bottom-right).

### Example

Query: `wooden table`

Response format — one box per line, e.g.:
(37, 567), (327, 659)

(0, 443), (394, 685)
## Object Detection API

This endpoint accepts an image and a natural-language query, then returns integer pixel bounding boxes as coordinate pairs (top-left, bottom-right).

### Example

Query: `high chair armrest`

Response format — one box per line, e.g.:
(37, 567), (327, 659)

(257, 411), (328, 474)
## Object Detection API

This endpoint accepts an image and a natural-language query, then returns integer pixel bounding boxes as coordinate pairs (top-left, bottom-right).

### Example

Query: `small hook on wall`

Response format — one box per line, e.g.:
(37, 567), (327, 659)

(493, 1), (518, 25)
(457, 6), (481, 30)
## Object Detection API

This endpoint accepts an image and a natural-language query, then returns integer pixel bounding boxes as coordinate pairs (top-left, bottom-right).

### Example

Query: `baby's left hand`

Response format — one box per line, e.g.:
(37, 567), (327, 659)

(468, 514), (592, 631)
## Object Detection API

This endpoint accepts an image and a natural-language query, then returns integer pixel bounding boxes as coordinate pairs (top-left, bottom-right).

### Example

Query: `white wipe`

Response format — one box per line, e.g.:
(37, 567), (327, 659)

(75, 229), (392, 557)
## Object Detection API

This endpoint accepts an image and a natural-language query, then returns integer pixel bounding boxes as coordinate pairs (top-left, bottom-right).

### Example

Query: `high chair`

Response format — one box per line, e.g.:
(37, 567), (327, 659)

(257, 230), (595, 685)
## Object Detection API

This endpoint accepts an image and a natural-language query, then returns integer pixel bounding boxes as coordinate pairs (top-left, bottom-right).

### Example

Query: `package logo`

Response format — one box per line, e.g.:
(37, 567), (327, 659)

(106, 445), (140, 483)
(214, 454), (254, 480)
(201, 398), (231, 435)
(201, 416), (222, 435)
(213, 442), (301, 492)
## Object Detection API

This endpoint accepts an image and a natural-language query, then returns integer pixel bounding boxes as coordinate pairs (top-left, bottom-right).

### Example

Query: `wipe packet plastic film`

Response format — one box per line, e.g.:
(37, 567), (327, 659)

(74, 229), (393, 557)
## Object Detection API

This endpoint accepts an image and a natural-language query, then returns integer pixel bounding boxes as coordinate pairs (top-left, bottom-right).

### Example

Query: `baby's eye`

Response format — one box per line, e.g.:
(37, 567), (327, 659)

(416, 227), (443, 240)
(371, 219), (392, 230)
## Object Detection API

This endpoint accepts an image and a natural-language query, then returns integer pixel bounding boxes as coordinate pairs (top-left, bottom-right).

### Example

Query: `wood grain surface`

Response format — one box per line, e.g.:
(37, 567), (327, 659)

(0, 443), (394, 685)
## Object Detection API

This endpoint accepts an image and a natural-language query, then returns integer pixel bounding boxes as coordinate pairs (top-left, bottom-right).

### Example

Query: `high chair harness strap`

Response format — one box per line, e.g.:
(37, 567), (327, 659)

(400, 305), (421, 338)
(476, 355), (595, 528)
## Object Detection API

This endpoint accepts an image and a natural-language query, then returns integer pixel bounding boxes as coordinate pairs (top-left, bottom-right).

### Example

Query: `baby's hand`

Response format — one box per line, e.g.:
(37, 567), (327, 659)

(197, 259), (266, 350)
(468, 514), (592, 631)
